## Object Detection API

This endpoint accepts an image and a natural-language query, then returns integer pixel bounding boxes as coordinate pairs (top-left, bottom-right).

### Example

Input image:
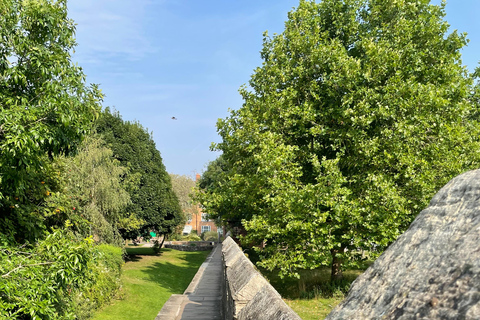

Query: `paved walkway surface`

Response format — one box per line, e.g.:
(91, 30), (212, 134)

(178, 243), (223, 319)
(155, 243), (223, 320)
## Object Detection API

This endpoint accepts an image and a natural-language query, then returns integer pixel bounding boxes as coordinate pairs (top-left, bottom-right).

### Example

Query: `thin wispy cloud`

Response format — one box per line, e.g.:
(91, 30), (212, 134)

(66, 0), (479, 177)
(69, 0), (157, 64)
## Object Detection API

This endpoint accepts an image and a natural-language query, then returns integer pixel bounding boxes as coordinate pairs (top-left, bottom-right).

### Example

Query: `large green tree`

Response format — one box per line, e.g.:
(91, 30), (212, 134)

(169, 173), (196, 222)
(0, 0), (102, 242)
(195, 155), (246, 231)
(46, 136), (132, 246)
(205, 0), (480, 279)
(96, 109), (182, 241)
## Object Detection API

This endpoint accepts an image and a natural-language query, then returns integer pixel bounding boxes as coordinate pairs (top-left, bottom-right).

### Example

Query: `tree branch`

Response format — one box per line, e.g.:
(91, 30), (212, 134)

(2, 262), (54, 278)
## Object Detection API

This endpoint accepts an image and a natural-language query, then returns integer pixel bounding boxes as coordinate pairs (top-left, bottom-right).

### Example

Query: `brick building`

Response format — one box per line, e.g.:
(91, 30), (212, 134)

(182, 174), (222, 235)
(183, 205), (218, 235)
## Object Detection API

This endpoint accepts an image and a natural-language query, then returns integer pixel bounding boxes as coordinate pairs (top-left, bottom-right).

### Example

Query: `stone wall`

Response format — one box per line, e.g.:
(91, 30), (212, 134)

(164, 241), (215, 251)
(221, 237), (301, 320)
(325, 169), (480, 319)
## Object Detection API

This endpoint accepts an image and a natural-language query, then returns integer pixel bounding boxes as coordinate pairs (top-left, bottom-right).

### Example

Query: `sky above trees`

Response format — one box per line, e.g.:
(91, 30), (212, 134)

(67, 0), (480, 177)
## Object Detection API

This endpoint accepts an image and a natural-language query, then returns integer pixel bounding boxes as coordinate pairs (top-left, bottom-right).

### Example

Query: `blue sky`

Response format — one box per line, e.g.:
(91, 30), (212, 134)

(67, 0), (480, 177)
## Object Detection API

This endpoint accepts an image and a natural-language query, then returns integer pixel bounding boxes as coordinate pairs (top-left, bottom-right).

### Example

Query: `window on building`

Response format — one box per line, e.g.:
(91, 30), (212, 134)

(201, 213), (208, 222)
(201, 225), (211, 233)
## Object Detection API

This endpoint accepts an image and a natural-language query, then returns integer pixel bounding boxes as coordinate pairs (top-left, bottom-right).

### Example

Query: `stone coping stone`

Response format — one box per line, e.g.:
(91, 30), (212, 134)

(227, 254), (268, 302)
(155, 294), (185, 320)
(223, 238), (243, 267)
(238, 285), (302, 320)
(222, 236), (301, 320)
(325, 169), (480, 320)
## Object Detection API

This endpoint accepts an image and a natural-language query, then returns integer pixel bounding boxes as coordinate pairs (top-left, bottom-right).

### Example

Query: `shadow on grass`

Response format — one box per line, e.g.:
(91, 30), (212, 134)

(139, 250), (211, 293)
(124, 246), (164, 262)
(122, 247), (211, 294)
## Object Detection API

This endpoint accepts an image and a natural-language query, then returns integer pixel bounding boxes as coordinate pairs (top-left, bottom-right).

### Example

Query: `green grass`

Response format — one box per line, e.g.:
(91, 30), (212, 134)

(261, 266), (370, 320)
(123, 246), (156, 255)
(91, 248), (210, 320)
(285, 296), (344, 320)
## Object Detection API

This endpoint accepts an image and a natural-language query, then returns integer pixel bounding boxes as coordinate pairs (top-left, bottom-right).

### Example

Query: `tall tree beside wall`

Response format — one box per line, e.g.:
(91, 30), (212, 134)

(96, 108), (182, 240)
(195, 155), (246, 231)
(205, 0), (480, 280)
(169, 173), (196, 223)
(0, 0), (102, 243)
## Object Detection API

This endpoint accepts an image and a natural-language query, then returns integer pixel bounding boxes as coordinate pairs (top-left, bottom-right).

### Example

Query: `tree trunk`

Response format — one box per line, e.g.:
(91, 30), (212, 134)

(331, 248), (344, 282)
(159, 233), (167, 248)
(153, 233), (167, 254)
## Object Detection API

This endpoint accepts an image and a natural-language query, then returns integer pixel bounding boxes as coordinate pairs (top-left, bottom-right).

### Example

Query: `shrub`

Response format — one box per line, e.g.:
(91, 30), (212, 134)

(182, 234), (201, 241)
(0, 230), (124, 320)
(72, 244), (124, 319)
(0, 231), (95, 319)
(202, 231), (218, 241)
(169, 233), (183, 241)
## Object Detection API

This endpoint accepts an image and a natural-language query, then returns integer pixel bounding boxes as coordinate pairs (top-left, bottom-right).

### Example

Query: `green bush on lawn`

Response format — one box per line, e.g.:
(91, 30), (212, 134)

(202, 231), (218, 241)
(0, 230), (124, 320)
(73, 244), (124, 319)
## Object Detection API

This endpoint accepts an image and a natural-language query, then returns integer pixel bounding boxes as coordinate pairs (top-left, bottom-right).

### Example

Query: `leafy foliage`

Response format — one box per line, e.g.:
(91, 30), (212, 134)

(47, 136), (132, 246)
(195, 156), (243, 228)
(0, 229), (122, 320)
(202, 230), (218, 242)
(201, 0), (480, 279)
(169, 173), (196, 221)
(0, 0), (102, 243)
(72, 244), (123, 320)
(96, 109), (182, 240)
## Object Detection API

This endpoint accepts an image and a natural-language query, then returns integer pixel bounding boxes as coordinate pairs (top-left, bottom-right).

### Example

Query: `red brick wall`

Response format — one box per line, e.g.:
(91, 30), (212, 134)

(185, 205), (217, 233)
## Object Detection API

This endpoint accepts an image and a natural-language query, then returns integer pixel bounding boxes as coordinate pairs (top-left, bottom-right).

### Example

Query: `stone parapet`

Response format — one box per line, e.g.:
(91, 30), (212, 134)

(221, 237), (301, 320)
(164, 241), (215, 251)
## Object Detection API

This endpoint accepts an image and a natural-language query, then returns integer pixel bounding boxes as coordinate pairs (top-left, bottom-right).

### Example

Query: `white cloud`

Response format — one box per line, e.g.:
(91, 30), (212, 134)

(68, 0), (158, 63)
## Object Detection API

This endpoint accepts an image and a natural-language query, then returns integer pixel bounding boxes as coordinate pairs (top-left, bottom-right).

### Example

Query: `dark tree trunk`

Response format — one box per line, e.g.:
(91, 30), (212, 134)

(153, 234), (167, 254)
(331, 247), (344, 282)
(159, 233), (167, 248)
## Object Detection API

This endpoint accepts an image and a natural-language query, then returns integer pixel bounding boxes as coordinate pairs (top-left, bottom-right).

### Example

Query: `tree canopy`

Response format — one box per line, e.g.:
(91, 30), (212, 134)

(47, 136), (131, 246)
(96, 108), (182, 239)
(0, 1), (127, 318)
(0, 0), (102, 243)
(200, 0), (480, 279)
(169, 173), (196, 221)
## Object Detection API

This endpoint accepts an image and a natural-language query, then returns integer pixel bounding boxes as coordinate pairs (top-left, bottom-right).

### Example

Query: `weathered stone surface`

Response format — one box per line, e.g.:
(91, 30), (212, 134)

(155, 294), (185, 320)
(227, 255), (267, 301)
(221, 236), (301, 320)
(326, 170), (480, 320)
(238, 285), (302, 320)
(223, 238), (243, 267)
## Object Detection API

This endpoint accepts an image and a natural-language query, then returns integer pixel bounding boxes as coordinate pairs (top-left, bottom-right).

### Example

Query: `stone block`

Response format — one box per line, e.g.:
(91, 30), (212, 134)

(223, 239), (243, 267)
(326, 169), (480, 320)
(155, 294), (185, 320)
(238, 285), (302, 320)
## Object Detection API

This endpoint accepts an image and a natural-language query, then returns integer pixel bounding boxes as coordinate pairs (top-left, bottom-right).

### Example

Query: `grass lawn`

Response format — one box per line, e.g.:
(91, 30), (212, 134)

(261, 266), (369, 320)
(285, 296), (344, 320)
(92, 247), (210, 320)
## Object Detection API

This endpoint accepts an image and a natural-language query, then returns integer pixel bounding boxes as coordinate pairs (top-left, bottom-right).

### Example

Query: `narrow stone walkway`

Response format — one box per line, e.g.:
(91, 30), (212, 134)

(178, 243), (223, 319)
(155, 243), (223, 320)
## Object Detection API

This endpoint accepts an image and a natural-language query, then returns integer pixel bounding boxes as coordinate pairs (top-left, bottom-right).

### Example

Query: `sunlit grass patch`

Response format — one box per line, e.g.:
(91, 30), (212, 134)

(92, 248), (210, 320)
(285, 296), (344, 320)
(260, 264), (371, 320)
